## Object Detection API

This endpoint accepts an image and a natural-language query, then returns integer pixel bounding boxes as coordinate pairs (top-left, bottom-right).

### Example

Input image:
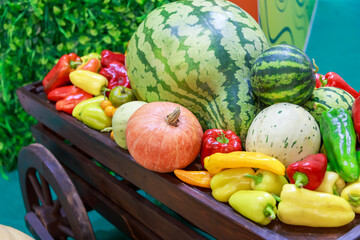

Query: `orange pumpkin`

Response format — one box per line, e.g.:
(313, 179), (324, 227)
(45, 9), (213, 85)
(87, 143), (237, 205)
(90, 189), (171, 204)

(126, 102), (203, 173)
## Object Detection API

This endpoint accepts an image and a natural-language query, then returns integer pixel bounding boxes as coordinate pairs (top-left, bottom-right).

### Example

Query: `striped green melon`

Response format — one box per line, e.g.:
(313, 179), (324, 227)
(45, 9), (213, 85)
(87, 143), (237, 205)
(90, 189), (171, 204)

(250, 44), (316, 105)
(126, 0), (270, 142)
(302, 87), (355, 123)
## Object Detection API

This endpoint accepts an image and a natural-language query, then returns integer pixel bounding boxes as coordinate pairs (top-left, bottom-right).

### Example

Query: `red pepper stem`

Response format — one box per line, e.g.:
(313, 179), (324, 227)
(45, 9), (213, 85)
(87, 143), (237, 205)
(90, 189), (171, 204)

(70, 60), (82, 69)
(244, 173), (263, 185)
(347, 193), (360, 207)
(263, 203), (276, 220)
(293, 172), (309, 188)
(216, 132), (229, 144)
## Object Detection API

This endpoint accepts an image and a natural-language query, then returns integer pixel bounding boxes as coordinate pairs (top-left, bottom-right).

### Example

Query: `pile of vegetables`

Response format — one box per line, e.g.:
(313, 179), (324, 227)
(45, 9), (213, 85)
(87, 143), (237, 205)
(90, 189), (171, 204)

(35, 0), (360, 230)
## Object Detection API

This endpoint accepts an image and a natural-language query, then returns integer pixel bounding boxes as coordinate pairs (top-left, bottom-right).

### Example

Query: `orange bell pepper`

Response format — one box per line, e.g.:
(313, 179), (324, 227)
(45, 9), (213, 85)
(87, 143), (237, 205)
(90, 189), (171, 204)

(76, 58), (101, 73)
(174, 169), (211, 188)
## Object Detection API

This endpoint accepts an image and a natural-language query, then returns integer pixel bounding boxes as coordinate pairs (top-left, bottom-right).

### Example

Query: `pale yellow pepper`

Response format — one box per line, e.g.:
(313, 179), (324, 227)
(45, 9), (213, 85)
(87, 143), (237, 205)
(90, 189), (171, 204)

(69, 70), (108, 96)
(315, 171), (345, 195)
(278, 184), (355, 227)
(341, 180), (360, 213)
(210, 168), (254, 202)
(204, 151), (285, 176)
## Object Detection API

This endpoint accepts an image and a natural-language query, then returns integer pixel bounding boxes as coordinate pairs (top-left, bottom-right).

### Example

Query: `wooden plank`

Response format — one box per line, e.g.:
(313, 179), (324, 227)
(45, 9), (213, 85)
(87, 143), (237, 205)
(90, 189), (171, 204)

(17, 81), (360, 240)
(31, 123), (204, 240)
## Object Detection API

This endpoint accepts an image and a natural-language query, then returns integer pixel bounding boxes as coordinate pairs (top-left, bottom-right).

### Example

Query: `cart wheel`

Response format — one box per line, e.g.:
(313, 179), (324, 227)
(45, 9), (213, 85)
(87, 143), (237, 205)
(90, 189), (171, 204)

(18, 143), (95, 240)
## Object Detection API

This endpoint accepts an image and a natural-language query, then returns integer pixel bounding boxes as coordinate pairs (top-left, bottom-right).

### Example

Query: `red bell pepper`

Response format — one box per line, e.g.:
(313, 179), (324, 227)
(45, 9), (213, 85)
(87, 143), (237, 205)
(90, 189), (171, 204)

(55, 90), (93, 114)
(322, 72), (359, 99)
(286, 153), (327, 190)
(101, 50), (125, 67)
(76, 58), (101, 73)
(47, 85), (83, 102)
(42, 53), (82, 94)
(200, 129), (242, 168)
(99, 61), (131, 96)
(352, 96), (360, 142)
(315, 73), (326, 89)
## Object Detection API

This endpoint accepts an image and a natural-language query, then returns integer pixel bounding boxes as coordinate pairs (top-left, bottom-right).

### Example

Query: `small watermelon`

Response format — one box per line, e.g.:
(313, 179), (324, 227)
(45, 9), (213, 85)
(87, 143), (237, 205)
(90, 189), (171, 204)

(250, 44), (316, 105)
(126, 0), (270, 142)
(302, 87), (355, 123)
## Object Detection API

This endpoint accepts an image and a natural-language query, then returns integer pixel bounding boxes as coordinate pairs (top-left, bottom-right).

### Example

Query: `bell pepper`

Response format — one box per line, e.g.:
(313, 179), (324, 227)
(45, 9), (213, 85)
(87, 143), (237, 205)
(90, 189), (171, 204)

(69, 70), (108, 96)
(72, 95), (105, 120)
(286, 153), (327, 190)
(204, 151), (285, 177)
(210, 168), (254, 202)
(101, 50), (125, 67)
(47, 85), (82, 102)
(315, 171), (345, 195)
(99, 61), (131, 97)
(321, 72), (359, 99)
(108, 86), (135, 108)
(352, 96), (360, 142)
(341, 179), (360, 213)
(55, 90), (93, 114)
(173, 169), (211, 188)
(319, 108), (359, 182)
(245, 169), (288, 196)
(277, 184), (355, 227)
(42, 53), (82, 94)
(80, 52), (101, 63)
(81, 102), (112, 131)
(315, 73), (326, 89)
(200, 129), (242, 168)
(229, 190), (277, 225)
(76, 58), (101, 73)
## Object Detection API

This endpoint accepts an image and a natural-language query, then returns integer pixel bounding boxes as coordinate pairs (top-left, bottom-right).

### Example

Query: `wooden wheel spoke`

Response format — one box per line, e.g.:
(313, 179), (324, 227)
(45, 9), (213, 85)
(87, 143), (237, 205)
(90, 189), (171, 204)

(39, 174), (53, 206)
(51, 199), (61, 214)
(28, 172), (46, 206)
(58, 222), (74, 238)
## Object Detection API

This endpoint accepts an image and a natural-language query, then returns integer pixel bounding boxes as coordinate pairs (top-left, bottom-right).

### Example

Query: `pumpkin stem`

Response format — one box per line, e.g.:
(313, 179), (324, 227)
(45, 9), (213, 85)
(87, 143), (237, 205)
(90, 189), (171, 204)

(166, 107), (180, 126)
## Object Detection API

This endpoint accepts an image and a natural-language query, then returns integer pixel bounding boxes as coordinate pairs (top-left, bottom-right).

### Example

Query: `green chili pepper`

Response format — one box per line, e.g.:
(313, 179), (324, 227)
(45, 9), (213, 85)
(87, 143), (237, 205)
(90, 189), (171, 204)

(319, 108), (359, 182)
(72, 95), (105, 121)
(229, 190), (277, 225)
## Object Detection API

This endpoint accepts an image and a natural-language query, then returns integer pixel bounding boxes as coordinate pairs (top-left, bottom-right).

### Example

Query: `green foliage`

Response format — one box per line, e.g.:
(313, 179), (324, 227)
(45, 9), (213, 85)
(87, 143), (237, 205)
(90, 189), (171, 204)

(0, 0), (175, 174)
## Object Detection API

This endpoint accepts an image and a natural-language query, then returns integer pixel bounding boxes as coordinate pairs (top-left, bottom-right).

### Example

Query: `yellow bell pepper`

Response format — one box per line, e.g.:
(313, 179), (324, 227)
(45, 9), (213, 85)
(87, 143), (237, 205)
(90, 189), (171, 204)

(315, 171), (345, 195)
(210, 168), (254, 202)
(341, 180), (360, 213)
(278, 184), (355, 227)
(69, 70), (108, 95)
(80, 52), (101, 63)
(229, 190), (277, 225)
(245, 169), (288, 196)
(204, 151), (285, 176)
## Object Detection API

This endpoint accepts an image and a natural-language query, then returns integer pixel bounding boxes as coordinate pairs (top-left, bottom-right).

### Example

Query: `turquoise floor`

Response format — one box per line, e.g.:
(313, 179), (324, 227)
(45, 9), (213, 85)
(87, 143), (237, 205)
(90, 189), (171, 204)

(1, 0), (359, 239)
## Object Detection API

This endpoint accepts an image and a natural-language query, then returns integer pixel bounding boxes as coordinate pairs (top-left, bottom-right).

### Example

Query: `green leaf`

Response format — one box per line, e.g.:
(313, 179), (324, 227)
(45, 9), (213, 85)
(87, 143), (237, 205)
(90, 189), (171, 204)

(79, 35), (90, 45)
(102, 35), (111, 44)
(26, 26), (32, 36)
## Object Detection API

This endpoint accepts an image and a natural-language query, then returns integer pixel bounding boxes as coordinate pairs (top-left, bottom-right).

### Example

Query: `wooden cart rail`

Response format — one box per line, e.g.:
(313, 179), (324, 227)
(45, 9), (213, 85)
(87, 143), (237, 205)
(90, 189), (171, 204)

(16, 81), (360, 240)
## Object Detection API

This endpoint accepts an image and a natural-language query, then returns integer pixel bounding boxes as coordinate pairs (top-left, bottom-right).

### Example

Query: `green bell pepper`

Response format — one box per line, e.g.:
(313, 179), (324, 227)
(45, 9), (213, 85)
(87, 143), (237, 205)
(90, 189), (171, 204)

(229, 190), (277, 225)
(245, 169), (288, 196)
(210, 168), (254, 202)
(319, 108), (359, 182)
(81, 102), (112, 131)
(72, 95), (105, 121)
(109, 86), (135, 108)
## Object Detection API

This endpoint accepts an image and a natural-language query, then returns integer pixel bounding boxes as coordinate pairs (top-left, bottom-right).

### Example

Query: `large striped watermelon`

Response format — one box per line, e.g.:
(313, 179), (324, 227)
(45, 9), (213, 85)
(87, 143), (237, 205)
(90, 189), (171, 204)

(126, 0), (270, 142)
(250, 44), (316, 105)
(302, 87), (355, 123)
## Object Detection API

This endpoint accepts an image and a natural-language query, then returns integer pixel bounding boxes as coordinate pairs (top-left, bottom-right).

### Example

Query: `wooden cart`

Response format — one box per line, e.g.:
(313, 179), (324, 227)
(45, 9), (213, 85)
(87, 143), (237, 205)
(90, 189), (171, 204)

(16, 81), (360, 240)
